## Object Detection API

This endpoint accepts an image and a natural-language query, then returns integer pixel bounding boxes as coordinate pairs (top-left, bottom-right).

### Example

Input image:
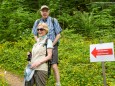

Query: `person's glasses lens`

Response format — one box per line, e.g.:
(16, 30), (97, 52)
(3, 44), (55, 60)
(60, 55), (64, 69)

(37, 28), (44, 31)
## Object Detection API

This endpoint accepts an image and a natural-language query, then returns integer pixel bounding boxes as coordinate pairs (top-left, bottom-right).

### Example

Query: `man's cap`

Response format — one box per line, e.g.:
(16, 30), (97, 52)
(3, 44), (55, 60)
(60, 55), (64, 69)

(40, 5), (49, 10)
(24, 64), (35, 81)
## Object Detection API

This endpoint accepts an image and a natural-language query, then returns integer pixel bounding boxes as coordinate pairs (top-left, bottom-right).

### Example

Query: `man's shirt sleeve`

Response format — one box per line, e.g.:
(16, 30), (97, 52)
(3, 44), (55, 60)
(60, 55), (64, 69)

(53, 18), (62, 35)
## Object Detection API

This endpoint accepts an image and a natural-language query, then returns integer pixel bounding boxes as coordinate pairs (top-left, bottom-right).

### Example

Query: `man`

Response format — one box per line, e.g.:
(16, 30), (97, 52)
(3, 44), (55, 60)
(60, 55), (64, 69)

(32, 5), (62, 86)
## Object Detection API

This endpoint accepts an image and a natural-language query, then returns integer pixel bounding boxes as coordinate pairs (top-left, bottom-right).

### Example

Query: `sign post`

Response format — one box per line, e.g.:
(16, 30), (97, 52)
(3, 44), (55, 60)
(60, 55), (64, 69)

(90, 42), (115, 86)
(102, 62), (107, 86)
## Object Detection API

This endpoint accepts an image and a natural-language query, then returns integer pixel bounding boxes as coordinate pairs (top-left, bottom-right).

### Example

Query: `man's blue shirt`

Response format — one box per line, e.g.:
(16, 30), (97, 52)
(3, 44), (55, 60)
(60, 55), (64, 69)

(32, 16), (62, 42)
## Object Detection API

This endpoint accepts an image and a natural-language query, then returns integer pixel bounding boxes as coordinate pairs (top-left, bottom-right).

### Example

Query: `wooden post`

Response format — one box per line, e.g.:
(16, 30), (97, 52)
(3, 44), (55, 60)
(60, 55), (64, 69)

(101, 62), (107, 86)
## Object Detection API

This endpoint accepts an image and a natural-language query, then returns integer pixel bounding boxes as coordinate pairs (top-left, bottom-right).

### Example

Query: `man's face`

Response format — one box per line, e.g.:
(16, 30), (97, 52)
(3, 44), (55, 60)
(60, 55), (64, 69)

(40, 8), (49, 19)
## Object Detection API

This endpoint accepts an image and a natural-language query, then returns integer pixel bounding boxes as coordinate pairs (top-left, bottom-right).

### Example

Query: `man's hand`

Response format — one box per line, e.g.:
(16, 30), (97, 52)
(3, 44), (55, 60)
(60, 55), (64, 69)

(53, 34), (61, 46)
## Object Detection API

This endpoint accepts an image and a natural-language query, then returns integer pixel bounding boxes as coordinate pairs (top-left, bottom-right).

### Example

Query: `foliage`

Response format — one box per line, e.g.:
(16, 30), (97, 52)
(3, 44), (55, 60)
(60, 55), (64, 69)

(0, 68), (8, 86)
(0, 34), (35, 76)
(0, 77), (8, 86)
(57, 2), (115, 39)
(0, 0), (39, 42)
(0, 30), (115, 86)
(73, 5), (115, 38)
(0, 0), (115, 86)
(0, 0), (115, 42)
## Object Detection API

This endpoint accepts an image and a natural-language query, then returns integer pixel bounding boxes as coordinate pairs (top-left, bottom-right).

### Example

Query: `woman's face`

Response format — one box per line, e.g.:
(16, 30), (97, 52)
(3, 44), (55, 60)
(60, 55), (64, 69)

(37, 25), (47, 37)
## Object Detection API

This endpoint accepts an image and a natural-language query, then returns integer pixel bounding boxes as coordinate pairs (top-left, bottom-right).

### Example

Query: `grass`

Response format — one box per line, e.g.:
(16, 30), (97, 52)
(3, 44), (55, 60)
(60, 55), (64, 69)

(0, 30), (115, 86)
(0, 72), (8, 86)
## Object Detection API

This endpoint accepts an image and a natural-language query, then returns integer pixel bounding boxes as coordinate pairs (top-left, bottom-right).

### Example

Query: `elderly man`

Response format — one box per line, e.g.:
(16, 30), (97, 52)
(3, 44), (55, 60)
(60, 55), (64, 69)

(32, 5), (62, 86)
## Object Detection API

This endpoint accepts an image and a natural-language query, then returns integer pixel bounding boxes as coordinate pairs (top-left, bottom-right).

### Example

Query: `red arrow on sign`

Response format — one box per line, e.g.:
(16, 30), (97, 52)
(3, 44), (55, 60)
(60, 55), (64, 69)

(91, 47), (113, 58)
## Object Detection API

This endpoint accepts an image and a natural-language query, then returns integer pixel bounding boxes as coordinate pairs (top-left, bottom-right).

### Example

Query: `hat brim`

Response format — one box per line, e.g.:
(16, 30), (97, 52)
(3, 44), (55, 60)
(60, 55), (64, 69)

(41, 7), (49, 11)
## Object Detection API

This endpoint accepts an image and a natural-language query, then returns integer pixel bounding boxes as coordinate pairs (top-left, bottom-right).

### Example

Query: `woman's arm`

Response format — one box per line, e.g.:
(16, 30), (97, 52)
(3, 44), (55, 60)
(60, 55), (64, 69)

(39, 48), (52, 64)
(31, 48), (52, 69)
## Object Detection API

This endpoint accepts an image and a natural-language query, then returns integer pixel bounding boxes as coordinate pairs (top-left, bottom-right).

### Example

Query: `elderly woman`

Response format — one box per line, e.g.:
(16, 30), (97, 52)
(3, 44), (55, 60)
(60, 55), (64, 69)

(25, 23), (53, 86)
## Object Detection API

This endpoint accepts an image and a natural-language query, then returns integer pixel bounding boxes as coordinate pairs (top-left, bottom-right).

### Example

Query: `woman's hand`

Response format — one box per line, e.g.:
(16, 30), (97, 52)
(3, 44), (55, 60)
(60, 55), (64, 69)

(31, 61), (41, 69)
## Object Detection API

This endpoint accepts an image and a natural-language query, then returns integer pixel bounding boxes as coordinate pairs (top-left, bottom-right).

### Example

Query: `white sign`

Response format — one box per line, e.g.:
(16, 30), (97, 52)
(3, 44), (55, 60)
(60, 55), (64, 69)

(90, 42), (115, 62)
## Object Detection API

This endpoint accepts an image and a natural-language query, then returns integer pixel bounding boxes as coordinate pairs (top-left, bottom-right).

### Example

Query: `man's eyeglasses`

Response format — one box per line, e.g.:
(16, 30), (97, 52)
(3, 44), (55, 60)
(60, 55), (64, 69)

(37, 28), (45, 31)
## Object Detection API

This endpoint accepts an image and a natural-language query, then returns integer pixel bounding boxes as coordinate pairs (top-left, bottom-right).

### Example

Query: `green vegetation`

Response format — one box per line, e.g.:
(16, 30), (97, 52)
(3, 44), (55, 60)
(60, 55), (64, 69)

(0, 0), (115, 86)
(0, 30), (115, 85)
(0, 72), (8, 86)
(0, 78), (8, 86)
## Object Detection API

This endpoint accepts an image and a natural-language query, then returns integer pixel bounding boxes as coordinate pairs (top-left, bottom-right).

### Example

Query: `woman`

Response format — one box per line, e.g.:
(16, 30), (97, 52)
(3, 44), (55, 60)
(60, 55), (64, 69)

(25, 23), (53, 86)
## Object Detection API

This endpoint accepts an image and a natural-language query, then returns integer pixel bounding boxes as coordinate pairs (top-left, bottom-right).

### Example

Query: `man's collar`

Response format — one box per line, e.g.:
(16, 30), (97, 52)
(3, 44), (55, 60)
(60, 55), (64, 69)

(42, 16), (49, 22)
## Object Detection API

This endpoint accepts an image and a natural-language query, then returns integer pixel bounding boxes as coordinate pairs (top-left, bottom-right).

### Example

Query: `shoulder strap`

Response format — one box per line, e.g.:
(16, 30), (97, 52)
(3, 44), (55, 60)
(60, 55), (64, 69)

(36, 19), (41, 25)
(45, 38), (51, 78)
(36, 18), (42, 27)
(51, 18), (56, 36)
(51, 18), (54, 26)
(45, 38), (48, 56)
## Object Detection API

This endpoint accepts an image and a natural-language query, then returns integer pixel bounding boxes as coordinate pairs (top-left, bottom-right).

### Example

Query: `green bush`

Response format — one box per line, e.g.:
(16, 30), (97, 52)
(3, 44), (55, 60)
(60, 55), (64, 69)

(73, 6), (115, 38)
(0, 72), (8, 86)
(0, 1), (39, 42)
(0, 34), (35, 76)
(0, 30), (115, 85)
(0, 1), (115, 85)
(47, 30), (115, 86)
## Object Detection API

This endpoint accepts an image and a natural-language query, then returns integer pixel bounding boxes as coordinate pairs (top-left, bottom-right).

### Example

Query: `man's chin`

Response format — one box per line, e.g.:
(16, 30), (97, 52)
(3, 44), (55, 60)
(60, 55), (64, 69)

(43, 16), (48, 19)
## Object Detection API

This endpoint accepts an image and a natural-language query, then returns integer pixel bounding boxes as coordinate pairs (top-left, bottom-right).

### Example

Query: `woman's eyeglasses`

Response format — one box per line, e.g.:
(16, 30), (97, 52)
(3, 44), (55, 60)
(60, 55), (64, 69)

(37, 28), (45, 31)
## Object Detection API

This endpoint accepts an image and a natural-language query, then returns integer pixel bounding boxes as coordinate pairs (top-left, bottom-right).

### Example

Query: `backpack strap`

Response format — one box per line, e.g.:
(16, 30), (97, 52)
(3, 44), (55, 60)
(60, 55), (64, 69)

(36, 18), (41, 25)
(51, 18), (56, 36)
(45, 38), (48, 56)
(45, 38), (51, 78)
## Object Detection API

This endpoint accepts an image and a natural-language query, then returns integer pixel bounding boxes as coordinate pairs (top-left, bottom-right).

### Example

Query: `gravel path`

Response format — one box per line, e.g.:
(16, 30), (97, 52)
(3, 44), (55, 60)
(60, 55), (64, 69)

(0, 70), (24, 86)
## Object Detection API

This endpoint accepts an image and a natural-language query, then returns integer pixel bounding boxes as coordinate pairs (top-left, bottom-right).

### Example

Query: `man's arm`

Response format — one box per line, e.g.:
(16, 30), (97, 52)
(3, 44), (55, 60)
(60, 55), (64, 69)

(53, 34), (61, 46)
(53, 18), (62, 46)
(34, 35), (38, 41)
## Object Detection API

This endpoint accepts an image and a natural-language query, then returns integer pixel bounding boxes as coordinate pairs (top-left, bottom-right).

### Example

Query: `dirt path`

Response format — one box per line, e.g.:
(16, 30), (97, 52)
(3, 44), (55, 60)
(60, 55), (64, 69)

(0, 70), (24, 86)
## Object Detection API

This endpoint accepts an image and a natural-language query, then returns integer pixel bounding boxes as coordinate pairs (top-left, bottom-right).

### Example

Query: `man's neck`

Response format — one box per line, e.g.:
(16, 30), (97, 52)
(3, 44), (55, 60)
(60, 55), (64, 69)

(42, 16), (48, 19)
(42, 18), (47, 22)
(42, 16), (50, 22)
